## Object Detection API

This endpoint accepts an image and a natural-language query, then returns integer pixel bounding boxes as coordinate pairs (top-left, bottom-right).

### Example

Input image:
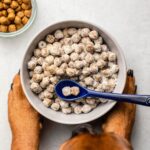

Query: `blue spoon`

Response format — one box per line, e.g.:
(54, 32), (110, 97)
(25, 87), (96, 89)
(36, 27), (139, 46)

(55, 79), (150, 106)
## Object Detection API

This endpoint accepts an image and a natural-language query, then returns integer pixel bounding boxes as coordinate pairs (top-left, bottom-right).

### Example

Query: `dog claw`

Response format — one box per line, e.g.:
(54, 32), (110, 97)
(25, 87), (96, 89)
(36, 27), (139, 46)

(127, 69), (133, 77)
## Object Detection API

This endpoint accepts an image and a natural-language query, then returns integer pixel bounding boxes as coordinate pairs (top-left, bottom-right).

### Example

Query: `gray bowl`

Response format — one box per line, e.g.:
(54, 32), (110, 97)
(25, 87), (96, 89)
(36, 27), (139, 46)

(21, 20), (127, 125)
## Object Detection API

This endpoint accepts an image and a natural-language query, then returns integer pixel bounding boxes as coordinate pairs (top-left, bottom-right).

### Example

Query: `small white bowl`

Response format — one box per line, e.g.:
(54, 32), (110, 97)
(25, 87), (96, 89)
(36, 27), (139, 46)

(0, 0), (37, 38)
(21, 20), (127, 125)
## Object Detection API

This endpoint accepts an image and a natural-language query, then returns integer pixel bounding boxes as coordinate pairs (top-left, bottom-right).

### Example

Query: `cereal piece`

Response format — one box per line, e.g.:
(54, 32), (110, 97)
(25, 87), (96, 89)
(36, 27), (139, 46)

(54, 30), (64, 39)
(89, 30), (98, 40)
(40, 77), (50, 88)
(82, 67), (90, 76)
(62, 28), (69, 37)
(51, 103), (60, 111)
(60, 63), (68, 70)
(68, 61), (74, 68)
(50, 76), (59, 84)
(111, 64), (119, 74)
(4, 0), (11, 4)
(37, 57), (44, 65)
(89, 63), (98, 74)
(94, 43), (101, 52)
(48, 44), (61, 56)
(66, 68), (77, 77)
(60, 100), (69, 108)
(62, 86), (71, 96)
(43, 98), (52, 107)
(30, 82), (42, 94)
(74, 60), (84, 69)
(54, 57), (62, 67)
(46, 84), (54, 93)
(97, 59), (106, 69)
(80, 28), (90, 37)
(56, 68), (64, 76)
(84, 77), (94, 86)
(62, 54), (70, 63)
(70, 86), (80, 96)
(85, 53), (94, 63)
(79, 52), (86, 60)
(86, 42), (94, 53)
(43, 90), (53, 99)
(46, 65), (56, 75)
(93, 81), (99, 88)
(68, 28), (77, 35)
(82, 104), (92, 113)
(74, 106), (82, 114)
(62, 107), (72, 114)
(86, 98), (96, 105)
(34, 66), (43, 74)
(32, 74), (43, 82)
(63, 45), (73, 54)
(108, 52), (117, 62)
(93, 74), (102, 82)
(28, 59), (37, 70)
(81, 37), (91, 44)
(45, 55), (54, 65)
(71, 33), (81, 43)
(41, 48), (49, 57)
(38, 41), (47, 49)
(70, 52), (79, 61)
(46, 34), (55, 43)
(101, 44), (108, 51)
(94, 36), (103, 44)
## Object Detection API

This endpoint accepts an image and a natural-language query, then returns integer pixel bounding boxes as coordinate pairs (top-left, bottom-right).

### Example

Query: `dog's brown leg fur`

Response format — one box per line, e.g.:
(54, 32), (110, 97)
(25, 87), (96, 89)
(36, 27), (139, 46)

(8, 74), (42, 150)
(102, 70), (136, 141)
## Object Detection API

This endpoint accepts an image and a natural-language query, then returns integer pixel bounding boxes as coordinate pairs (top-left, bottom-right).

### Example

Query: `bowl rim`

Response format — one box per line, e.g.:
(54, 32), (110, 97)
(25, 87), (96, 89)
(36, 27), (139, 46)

(0, 0), (37, 38)
(21, 20), (127, 125)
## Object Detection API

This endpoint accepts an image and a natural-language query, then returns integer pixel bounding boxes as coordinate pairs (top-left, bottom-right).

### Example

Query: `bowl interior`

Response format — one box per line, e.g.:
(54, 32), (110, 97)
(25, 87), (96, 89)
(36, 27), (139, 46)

(21, 21), (126, 125)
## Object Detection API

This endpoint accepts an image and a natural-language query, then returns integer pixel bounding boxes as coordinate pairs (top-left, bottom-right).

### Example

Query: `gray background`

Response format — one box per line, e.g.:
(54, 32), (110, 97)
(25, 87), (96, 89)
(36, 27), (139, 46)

(1, 0), (150, 149)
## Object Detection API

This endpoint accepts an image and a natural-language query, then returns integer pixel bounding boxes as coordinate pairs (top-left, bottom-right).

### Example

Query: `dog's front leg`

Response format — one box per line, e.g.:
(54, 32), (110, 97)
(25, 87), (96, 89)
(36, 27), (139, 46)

(102, 70), (137, 141)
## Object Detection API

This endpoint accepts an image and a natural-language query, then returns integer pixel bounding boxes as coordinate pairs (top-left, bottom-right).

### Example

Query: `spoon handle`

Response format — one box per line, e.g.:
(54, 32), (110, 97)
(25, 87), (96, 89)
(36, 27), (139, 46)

(87, 90), (150, 106)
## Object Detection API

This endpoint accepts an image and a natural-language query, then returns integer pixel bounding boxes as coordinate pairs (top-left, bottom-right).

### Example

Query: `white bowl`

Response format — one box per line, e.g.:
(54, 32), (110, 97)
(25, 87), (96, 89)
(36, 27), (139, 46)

(21, 20), (127, 125)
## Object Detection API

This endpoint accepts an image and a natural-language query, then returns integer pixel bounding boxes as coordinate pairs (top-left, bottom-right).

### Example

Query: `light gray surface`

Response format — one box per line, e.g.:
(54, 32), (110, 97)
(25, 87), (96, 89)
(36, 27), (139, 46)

(0, 0), (150, 149)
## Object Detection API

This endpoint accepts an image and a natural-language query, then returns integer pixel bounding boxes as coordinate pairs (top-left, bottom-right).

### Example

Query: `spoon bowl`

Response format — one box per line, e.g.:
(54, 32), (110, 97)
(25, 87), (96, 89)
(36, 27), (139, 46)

(55, 80), (88, 101)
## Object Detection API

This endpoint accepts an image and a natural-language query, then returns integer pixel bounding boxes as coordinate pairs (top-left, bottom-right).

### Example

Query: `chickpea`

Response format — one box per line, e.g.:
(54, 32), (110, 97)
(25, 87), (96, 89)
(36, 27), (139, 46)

(24, 9), (31, 17)
(10, 1), (19, 9)
(8, 24), (16, 32)
(7, 8), (15, 13)
(16, 23), (23, 30)
(14, 16), (21, 24)
(0, 16), (9, 25)
(21, 3), (31, 10)
(22, 16), (28, 25)
(2, 10), (8, 16)
(4, 0), (12, 4)
(0, 25), (8, 32)
(7, 12), (15, 21)
(15, 5), (21, 12)
(17, 11), (24, 18)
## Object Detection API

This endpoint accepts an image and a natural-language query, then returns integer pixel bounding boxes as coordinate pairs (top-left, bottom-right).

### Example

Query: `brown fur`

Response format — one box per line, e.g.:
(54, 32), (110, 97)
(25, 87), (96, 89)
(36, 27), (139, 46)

(8, 74), (42, 150)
